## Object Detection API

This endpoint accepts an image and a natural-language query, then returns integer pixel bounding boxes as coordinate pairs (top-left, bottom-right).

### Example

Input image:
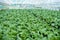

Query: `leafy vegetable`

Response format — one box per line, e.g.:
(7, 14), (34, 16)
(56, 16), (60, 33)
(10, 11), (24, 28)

(0, 9), (60, 40)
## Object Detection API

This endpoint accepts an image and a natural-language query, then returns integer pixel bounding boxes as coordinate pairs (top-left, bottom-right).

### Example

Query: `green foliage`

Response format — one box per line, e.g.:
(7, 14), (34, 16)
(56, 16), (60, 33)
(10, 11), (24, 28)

(0, 9), (60, 40)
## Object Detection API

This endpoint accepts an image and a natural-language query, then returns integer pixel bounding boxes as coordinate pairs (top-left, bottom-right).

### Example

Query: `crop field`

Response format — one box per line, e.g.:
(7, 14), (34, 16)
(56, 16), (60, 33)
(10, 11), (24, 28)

(0, 9), (60, 40)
